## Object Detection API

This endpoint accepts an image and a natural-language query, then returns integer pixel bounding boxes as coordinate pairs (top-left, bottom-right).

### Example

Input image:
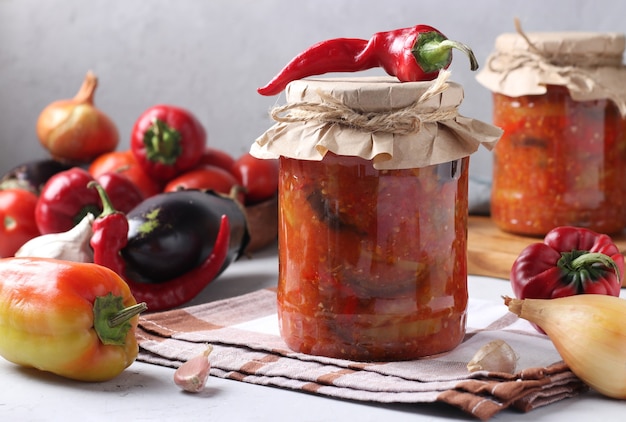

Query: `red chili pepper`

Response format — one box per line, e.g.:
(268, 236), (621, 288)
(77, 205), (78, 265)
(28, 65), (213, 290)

(88, 181), (129, 272)
(89, 182), (231, 311)
(257, 24), (478, 96)
(130, 104), (207, 183)
(511, 226), (624, 301)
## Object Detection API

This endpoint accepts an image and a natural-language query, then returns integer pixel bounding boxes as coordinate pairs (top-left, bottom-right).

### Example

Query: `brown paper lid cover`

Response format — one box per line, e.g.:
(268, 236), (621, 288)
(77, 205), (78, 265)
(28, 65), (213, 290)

(476, 31), (626, 115)
(251, 74), (502, 170)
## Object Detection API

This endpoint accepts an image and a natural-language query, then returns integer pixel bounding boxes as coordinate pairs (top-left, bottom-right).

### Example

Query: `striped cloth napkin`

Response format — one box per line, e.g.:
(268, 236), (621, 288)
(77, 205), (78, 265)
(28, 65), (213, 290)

(136, 288), (586, 421)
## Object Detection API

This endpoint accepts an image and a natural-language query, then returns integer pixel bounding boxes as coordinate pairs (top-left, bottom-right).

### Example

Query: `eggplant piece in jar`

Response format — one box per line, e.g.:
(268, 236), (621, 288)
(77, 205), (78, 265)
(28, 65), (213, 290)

(122, 190), (249, 283)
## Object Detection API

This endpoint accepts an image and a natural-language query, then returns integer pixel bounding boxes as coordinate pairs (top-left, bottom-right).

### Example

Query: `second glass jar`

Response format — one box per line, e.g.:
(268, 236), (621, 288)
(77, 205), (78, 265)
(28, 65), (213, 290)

(491, 85), (626, 236)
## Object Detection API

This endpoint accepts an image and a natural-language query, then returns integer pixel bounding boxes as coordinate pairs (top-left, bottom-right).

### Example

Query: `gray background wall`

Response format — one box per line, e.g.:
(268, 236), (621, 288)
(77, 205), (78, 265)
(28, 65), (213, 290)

(1, 0), (623, 182)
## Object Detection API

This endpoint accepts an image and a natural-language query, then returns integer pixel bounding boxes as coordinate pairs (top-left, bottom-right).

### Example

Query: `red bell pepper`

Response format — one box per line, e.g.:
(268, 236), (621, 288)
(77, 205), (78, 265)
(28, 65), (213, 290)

(257, 24), (478, 96)
(35, 167), (102, 234)
(130, 105), (207, 183)
(511, 226), (624, 301)
(35, 167), (144, 234)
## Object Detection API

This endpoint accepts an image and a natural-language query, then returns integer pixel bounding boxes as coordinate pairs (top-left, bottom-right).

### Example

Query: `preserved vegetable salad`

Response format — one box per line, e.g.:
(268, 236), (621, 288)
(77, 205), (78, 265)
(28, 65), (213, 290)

(277, 153), (469, 361)
(491, 86), (626, 235)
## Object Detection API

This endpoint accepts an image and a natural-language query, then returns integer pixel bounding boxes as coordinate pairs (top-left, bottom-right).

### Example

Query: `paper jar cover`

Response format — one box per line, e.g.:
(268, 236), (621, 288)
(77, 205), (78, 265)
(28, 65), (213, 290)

(252, 74), (502, 170)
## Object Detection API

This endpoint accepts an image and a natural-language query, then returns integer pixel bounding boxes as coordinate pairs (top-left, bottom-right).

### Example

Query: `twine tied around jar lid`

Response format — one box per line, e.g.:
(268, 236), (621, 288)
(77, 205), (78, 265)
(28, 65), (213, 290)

(269, 71), (458, 136)
(252, 73), (502, 170)
(491, 18), (625, 70)
(476, 19), (626, 115)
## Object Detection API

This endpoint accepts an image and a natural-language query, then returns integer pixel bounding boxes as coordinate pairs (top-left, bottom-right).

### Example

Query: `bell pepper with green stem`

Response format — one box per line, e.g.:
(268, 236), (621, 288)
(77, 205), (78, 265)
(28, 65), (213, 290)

(511, 225), (623, 300)
(0, 257), (147, 382)
(35, 167), (143, 234)
(130, 104), (207, 182)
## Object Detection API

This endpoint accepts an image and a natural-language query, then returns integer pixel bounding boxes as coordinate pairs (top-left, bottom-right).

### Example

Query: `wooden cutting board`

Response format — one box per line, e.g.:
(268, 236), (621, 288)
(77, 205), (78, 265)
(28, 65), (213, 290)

(467, 216), (626, 287)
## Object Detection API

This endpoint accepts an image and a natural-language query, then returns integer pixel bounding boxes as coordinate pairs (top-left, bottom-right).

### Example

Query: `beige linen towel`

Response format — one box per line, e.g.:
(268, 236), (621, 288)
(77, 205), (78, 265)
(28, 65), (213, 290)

(136, 288), (586, 421)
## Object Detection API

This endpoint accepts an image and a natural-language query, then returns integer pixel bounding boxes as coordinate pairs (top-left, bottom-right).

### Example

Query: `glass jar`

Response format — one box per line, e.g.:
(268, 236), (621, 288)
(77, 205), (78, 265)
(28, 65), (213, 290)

(477, 30), (626, 236)
(252, 75), (501, 361)
(277, 153), (469, 361)
(491, 85), (626, 235)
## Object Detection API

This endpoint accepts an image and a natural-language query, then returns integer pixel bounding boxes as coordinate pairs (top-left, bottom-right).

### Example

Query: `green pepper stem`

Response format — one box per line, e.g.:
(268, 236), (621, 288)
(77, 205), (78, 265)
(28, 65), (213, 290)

(87, 180), (118, 218)
(145, 118), (182, 164)
(414, 32), (479, 73)
(570, 252), (621, 280)
(108, 302), (148, 328)
(93, 293), (148, 346)
(438, 40), (479, 71)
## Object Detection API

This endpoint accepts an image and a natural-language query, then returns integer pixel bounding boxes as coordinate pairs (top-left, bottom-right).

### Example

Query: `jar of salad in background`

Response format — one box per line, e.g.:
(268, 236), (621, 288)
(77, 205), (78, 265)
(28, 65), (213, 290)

(252, 74), (501, 361)
(477, 27), (626, 236)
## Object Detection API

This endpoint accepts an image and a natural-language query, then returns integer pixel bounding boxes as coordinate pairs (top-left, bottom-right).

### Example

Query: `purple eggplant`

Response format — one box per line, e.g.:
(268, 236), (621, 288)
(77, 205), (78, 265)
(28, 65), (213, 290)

(0, 159), (73, 194)
(121, 189), (249, 283)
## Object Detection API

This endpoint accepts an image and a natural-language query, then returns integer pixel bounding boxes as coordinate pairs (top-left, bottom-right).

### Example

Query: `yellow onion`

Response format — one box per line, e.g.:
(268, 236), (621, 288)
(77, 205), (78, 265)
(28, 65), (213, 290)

(36, 71), (119, 163)
(504, 295), (626, 399)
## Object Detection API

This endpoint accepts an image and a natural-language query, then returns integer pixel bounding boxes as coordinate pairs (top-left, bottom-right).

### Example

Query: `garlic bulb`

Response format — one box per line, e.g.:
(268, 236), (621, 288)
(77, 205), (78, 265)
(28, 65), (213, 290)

(15, 213), (94, 262)
(504, 295), (626, 399)
(467, 339), (518, 374)
(174, 345), (213, 393)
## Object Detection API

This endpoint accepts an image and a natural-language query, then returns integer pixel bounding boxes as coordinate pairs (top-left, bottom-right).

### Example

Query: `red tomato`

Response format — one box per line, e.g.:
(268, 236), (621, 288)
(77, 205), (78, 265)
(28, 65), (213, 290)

(0, 189), (40, 257)
(164, 164), (244, 202)
(198, 147), (236, 173)
(89, 150), (162, 198)
(231, 153), (279, 205)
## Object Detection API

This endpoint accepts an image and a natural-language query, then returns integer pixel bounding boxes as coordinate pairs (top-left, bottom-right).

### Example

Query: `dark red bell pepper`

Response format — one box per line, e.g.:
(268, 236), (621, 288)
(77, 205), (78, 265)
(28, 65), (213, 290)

(511, 226), (624, 301)
(89, 182), (231, 311)
(35, 167), (102, 234)
(35, 167), (145, 234)
(130, 105), (207, 183)
(257, 24), (478, 96)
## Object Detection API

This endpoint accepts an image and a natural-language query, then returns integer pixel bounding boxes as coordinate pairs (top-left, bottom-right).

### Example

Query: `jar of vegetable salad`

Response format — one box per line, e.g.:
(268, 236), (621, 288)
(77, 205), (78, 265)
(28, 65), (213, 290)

(252, 74), (501, 361)
(477, 25), (626, 236)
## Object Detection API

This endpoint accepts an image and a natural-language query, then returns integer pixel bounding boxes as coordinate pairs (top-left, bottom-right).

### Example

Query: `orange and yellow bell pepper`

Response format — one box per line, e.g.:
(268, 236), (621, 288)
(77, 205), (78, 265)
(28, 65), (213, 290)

(0, 257), (146, 382)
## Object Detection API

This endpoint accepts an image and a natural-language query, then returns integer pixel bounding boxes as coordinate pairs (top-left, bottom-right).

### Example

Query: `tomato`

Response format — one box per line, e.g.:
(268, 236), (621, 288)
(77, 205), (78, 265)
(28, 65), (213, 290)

(198, 147), (236, 172)
(89, 150), (162, 198)
(164, 165), (244, 203)
(0, 189), (40, 257)
(231, 153), (279, 205)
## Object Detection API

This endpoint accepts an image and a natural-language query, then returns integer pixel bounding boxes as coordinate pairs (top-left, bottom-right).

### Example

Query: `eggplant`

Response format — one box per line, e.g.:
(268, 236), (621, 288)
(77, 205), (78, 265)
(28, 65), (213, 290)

(121, 190), (249, 283)
(0, 159), (74, 194)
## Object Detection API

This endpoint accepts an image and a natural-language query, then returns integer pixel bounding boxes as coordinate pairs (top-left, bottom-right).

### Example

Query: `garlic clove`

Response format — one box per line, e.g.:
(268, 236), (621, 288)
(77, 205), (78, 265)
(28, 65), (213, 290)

(15, 213), (94, 262)
(504, 295), (626, 399)
(174, 345), (213, 393)
(467, 339), (518, 374)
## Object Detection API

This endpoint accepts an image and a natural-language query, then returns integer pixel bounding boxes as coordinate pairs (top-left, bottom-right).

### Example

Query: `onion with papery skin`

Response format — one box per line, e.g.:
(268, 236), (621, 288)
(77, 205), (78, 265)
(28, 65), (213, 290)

(36, 71), (119, 163)
(504, 295), (626, 399)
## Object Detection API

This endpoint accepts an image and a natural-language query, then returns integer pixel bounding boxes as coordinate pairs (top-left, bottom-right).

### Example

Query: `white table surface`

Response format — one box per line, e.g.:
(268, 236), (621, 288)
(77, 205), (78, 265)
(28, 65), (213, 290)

(2, 244), (625, 422)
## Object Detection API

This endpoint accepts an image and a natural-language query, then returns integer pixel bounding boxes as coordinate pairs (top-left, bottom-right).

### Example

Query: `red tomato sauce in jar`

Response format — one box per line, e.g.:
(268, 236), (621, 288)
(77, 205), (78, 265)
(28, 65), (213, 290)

(491, 85), (626, 236)
(277, 153), (469, 361)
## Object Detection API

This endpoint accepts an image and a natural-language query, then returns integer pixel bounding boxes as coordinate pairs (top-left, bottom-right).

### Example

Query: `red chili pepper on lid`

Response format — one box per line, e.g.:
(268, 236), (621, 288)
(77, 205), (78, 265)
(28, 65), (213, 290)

(89, 182), (231, 311)
(257, 24), (478, 96)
